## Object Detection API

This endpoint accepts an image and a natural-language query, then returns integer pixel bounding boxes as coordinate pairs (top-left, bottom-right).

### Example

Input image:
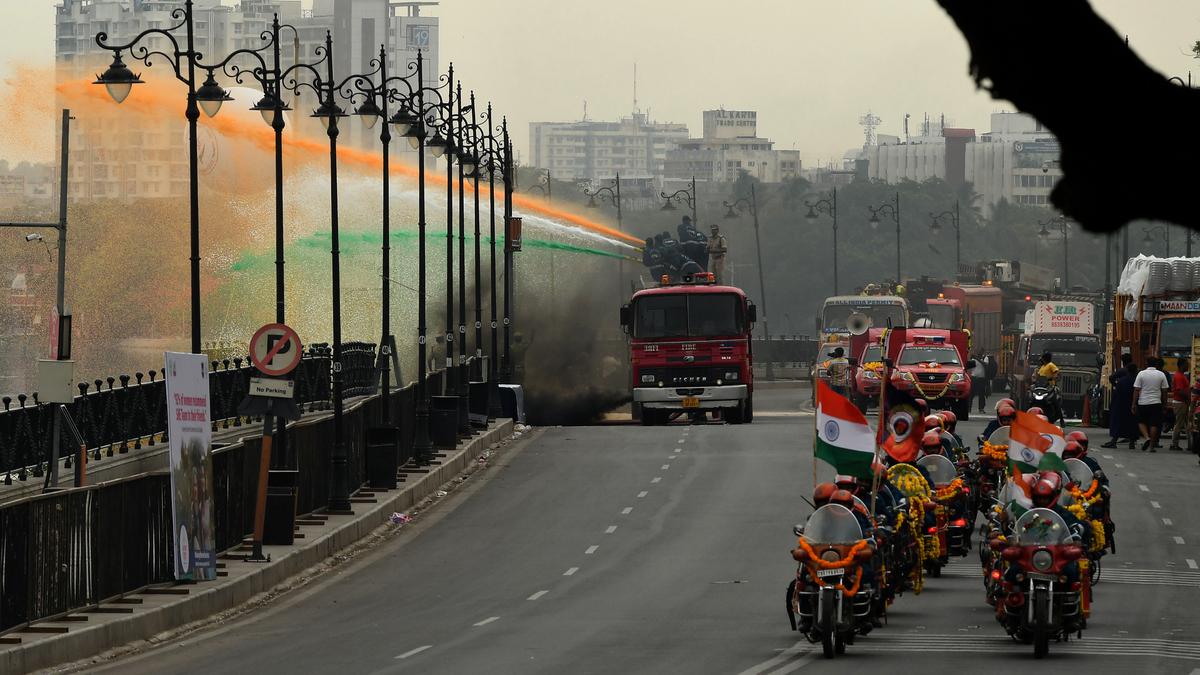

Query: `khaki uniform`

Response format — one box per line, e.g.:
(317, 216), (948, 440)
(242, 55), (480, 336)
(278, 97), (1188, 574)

(707, 234), (728, 283)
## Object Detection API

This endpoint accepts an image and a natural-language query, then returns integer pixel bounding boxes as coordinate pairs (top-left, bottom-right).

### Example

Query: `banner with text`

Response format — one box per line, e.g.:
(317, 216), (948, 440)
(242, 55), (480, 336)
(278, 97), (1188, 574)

(165, 352), (217, 581)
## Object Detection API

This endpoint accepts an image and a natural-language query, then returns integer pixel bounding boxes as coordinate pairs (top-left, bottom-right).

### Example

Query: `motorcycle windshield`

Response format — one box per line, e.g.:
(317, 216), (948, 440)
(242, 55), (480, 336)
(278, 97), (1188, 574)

(887, 463), (930, 498)
(986, 427), (1010, 446)
(1012, 508), (1072, 546)
(1064, 458), (1094, 488)
(802, 504), (864, 545)
(917, 454), (957, 487)
(940, 430), (961, 450)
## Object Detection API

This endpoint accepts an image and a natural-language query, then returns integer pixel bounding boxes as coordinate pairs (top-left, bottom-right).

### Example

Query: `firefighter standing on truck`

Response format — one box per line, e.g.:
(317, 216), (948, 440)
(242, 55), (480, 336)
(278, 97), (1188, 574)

(707, 224), (728, 284)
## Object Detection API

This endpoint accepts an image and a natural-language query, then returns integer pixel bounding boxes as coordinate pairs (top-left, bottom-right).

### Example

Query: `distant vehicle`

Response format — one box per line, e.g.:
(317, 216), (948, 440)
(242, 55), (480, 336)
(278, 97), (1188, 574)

(1011, 301), (1101, 418)
(848, 328), (888, 412)
(888, 329), (973, 419)
(621, 272), (757, 425)
(814, 295), (909, 395)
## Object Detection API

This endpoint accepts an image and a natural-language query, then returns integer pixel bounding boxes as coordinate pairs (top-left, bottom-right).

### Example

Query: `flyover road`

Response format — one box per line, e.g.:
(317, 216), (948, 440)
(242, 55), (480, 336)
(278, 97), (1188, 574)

(92, 389), (1200, 674)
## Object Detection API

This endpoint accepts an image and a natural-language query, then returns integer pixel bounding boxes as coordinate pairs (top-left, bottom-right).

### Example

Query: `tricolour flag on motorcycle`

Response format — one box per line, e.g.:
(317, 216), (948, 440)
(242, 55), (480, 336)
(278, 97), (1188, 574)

(1008, 410), (1068, 474)
(815, 380), (878, 479)
(1006, 465), (1035, 516)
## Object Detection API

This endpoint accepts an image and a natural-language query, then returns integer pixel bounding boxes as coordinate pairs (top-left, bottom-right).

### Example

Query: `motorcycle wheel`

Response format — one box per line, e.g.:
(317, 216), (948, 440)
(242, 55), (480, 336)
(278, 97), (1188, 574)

(835, 634), (846, 654)
(1091, 557), (1102, 586)
(929, 562), (942, 578)
(819, 589), (836, 659)
(1033, 589), (1050, 659)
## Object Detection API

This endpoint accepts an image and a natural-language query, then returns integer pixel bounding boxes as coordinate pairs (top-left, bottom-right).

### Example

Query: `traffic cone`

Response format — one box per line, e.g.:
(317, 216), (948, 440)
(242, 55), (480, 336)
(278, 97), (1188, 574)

(1081, 395), (1092, 428)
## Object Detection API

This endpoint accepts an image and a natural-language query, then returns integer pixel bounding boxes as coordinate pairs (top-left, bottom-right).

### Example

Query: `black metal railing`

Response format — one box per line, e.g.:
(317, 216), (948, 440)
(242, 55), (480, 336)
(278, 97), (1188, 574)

(0, 347), (333, 483)
(1, 364), (455, 636)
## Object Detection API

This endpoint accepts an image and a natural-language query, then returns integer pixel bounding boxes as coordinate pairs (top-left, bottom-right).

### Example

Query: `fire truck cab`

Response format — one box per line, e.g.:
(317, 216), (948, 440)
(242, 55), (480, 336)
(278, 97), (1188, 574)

(621, 273), (757, 425)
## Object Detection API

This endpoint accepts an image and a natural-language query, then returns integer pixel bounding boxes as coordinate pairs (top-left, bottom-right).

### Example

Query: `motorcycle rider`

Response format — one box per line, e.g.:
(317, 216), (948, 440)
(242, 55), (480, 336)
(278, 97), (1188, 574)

(1065, 431), (1106, 484)
(940, 410), (963, 445)
(921, 429), (946, 458)
(1037, 352), (1060, 386)
(981, 403), (1017, 441)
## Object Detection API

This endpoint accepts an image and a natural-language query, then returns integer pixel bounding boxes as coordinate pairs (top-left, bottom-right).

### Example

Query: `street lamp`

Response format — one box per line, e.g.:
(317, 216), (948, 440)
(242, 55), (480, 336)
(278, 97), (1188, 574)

(527, 169), (551, 202)
(473, 104), (511, 418)
(929, 200), (962, 276)
(583, 174), (624, 296)
(1038, 214), (1071, 289)
(867, 193), (902, 283)
(660, 176), (698, 225)
(804, 188), (839, 295)
(94, 0), (235, 353)
(1141, 224), (1169, 257)
(723, 186), (774, 380)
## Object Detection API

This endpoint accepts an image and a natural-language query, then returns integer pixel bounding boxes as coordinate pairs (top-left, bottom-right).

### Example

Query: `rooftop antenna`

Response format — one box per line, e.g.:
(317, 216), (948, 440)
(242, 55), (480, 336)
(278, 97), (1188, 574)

(903, 113), (910, 143)
(859, 110), (881, 147)
(583, 99), (588, 121)
(633, 62), (638, 114)
(940, 113), (945, 134)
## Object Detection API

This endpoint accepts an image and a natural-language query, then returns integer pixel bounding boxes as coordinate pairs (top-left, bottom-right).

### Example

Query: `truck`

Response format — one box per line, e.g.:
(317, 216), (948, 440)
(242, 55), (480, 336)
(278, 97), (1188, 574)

(1010, 300), (1102, 418)
(1112, 257), (1200, 373)
(813, 294), (909, 397)
(885, 328), (974, 419)
(621, 272), (758, 425)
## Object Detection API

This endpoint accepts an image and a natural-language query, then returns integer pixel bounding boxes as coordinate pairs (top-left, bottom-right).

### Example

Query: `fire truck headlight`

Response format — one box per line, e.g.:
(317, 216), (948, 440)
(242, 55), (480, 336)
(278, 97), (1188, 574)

(641, 374), (656, 384)
(716, 379), (723, 385)
(725, 371), (738, 381)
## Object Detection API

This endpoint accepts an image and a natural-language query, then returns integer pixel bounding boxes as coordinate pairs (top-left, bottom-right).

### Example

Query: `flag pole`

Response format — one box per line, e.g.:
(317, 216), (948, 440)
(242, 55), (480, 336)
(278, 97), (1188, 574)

(813, 379), (820, 491)
(869, 329), (889, 517)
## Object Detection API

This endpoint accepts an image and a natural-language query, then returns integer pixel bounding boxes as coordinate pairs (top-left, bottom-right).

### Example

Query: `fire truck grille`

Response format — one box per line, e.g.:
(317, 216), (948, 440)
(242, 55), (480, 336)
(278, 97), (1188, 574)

(640, 367), (732, 387)
(917, 372), (948, 384)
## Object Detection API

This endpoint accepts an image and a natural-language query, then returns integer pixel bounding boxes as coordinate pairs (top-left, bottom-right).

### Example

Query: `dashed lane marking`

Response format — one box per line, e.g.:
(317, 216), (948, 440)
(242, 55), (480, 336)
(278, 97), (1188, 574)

(1188, 559), (1199, 570)
(677, 438), (686, 444)
(1152, 501), (1162, 509)
(621, 507), (633, 515)
(662, 464), (670, 470)
(563, 567), (579, 576)
(1128, 472), (1138, 478)
(1164, 518), (1174, 526)
(1115, 463), (1125, 468)
(846, 634), (1200, 660)
(527, 590), (549, 601)
(473, 616), (500, 627)
(1140, 484), (1151, 492)
(1176, 536), (1187, 545)
(651, 477), (662, 483)
(1103, 454), (1114, 459)
(585, 545), (598, 555)
(605, 525), (617, 534)
(395, 646), (433, 659)
(638, 491), (648, 498)
(943, 560), (1200, 587)
(736, 640), (810, 675)
(674, 448), (682, 453)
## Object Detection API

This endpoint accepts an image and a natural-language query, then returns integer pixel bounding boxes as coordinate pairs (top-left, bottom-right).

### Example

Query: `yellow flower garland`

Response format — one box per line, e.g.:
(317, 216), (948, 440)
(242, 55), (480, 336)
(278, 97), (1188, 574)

(863, 361), (885, 373)
(1065, 502), (1107, 553)
(979, 441), (1009, 466)
(934, 478), (965, 502)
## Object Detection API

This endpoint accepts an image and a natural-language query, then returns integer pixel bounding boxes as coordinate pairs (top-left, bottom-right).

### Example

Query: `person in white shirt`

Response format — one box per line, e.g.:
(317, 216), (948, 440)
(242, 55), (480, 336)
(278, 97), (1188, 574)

(1132, 357), (1172, 452)
(969, 352), (988, 413)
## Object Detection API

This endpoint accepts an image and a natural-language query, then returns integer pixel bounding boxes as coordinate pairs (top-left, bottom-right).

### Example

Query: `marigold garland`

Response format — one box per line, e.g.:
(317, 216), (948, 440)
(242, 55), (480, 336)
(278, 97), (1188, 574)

(863, 361), (885, 373)
(1067, 479), (1100, 504)
(979, 442), (1009, 466)
(795, 538), (870, 570)
(934, 478), (965, 502)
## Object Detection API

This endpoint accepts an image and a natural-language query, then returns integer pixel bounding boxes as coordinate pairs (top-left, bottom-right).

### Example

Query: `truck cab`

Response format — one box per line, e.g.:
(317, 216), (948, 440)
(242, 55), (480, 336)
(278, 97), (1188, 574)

(621, 273), (757, 425)
(1011, 301), (1101, 418)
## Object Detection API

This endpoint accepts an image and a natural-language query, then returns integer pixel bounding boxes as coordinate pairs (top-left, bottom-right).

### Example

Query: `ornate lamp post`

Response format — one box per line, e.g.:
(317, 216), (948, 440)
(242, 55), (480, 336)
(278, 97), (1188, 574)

(1039, 214), (1071, 289)
(93, 0), (237, 353)
(868, 192), (902, 284)
(804, 188), (839, 295)
(723, 185), (774, 381)
(584, 174), (624, 296)
(527, 169), (551, 201)
(661, 176), (698, 225)
(470, 103), (508, 418)
(929, 200), (961, 276)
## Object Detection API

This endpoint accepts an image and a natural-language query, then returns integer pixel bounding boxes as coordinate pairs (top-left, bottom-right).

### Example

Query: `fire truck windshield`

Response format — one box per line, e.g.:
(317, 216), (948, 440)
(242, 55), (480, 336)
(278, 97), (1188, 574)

(1159, 317), (1200, 353)
(899, 346), (961, 366)
(633, 293), (743, 339)
(927, 304), (959, 329)
(822, 303), (906, 332)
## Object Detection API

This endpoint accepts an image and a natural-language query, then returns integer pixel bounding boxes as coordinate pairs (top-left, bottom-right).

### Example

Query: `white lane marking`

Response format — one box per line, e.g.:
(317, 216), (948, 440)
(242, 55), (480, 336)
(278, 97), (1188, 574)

(736, 641), (811, 675)
(621, 507), (633, 515)
(563, 567), (579, 576)
(651, 477), (662, 483)
(1115, 463), (1125, 468)
(1127, 472), (1138, 478)
(770, 650), (818, 674)
(527, 590), (549, 601)
(674, 448), (682, 453)
(1139, 484), (1151, 492)
(1188, 559), (1199, 570)
(638, 491), (649, 498)
(1175, 536), (1187, 545)
(1102, 454), (1114, 459)
(677, 438), (686, 444)
(605, 525), (617, 534)
(1152, 501), (1162, 509)
(1164, 518), (1174, 526)
(585, 545), (599, 555)
(395, 646), (433, 659)
(474, 616), (500, 627)
(662, 464), (671, 470)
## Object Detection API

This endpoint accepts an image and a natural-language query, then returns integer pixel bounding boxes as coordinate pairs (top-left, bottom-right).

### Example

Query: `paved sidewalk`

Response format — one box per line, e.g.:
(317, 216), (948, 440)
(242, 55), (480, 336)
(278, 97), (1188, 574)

(0, 419), (516, 674)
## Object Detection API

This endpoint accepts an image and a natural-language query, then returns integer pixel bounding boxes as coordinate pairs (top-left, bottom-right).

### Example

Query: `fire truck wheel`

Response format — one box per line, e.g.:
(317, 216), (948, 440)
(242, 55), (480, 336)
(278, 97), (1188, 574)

(745, 394), (754, 423)
(726, 402), (746, 425)
(641, 408), (661, 426)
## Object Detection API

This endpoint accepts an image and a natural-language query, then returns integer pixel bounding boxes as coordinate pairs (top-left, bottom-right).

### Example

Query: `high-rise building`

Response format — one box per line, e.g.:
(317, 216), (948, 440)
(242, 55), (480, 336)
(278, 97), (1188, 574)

(663, 109), (801, 184)
(528, 113), (690, 183)
(54, 0), (440, 201)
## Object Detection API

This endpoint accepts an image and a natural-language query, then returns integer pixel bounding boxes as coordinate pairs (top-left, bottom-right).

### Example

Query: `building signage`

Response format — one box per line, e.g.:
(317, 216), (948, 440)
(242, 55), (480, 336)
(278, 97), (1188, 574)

(1158, 300), (1200, 312)
(1032, 301), (1094, 334)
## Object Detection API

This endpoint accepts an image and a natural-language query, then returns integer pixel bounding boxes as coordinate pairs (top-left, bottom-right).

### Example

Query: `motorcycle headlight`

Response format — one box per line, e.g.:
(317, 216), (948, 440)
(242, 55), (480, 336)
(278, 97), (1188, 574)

(948, 372), (965, 383)
(640, 374), (656, 383)
(821, 549), (842, 563)
(1032, 549), (1054, 572)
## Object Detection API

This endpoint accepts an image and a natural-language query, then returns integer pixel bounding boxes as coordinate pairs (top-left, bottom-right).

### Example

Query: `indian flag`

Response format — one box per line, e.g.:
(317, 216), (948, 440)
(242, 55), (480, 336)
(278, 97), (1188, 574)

(815, 380), (878, 479)
(1008, 410), (1068, 473)
(1006, 465), (1035, 516)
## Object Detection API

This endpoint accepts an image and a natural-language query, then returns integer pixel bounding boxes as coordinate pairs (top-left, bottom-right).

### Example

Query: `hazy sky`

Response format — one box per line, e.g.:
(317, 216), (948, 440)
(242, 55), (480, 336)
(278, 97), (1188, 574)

(4, 1), (1199, 167)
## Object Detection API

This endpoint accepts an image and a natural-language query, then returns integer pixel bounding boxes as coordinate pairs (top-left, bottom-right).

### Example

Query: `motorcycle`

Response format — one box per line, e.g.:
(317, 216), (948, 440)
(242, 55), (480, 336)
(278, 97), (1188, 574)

(787, 504), (876, 658)
(974, 427), (1011, 517)
(1029, 381), (1064, 425)
(918, 453), (970, 562)
(991, 508), (1086, 658)
(1061, 458), (1108, 595)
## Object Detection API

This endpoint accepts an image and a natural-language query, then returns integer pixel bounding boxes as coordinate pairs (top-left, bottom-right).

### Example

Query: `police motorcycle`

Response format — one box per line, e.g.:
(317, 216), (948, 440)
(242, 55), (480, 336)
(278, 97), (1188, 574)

(990, 507), (1087, 658)
(919, 453), (971, 558)
(786, 504), (877, 658)
(975, 426), (1012, 519)
(1029, 377), (1064, 426)
(1060, 458), (1107, 593)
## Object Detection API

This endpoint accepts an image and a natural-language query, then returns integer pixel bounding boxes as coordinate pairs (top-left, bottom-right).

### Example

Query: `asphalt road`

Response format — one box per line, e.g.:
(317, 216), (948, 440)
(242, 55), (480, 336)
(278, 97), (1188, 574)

(92, 388), (1200, 674)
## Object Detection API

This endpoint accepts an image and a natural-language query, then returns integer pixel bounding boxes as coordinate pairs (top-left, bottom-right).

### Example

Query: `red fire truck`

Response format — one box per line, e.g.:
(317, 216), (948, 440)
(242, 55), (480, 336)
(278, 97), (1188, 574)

(620, 273), (757, 425)
(886, 328), (974, 419)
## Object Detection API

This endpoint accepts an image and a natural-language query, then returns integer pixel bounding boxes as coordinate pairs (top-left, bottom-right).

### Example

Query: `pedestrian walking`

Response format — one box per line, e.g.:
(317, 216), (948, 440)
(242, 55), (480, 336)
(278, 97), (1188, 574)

(1132, 357), (1171, 452)
(707, 224), (728, 284)
(969, 352), (988, 413)
(1169, 358), (1191, 451)
(1103, 361), (1140, 448)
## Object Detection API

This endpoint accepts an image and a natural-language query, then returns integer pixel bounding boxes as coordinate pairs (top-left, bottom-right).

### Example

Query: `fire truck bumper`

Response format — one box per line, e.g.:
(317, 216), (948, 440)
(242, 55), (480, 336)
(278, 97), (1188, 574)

(634, 385), (749, 409)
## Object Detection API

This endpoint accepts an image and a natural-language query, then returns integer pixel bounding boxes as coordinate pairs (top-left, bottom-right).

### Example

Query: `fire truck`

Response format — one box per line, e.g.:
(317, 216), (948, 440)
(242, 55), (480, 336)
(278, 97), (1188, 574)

(886, 328), (974, 419)
(621, 272), (758, 425)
